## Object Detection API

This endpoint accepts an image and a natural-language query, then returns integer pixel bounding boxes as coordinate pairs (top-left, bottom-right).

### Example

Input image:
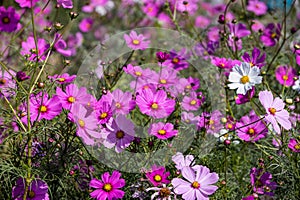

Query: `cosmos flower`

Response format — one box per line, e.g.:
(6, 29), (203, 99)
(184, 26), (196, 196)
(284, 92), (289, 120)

(124, 31), (150, 50)
(146, 184), (176, 200)
(172, 165), (219, 200)
(288, 138), (300, 153)
(181, 91), (202, 111)
(198, 110), (224, 134)
(21, 36), (50, 61)
(275, 65), (297, 87)
(260, 23), (281, 47)
(48, 73), (76, 84)
(0, 6), (20, 32)
(136, 89), (175, 119)
(235, 86), (255, 105)
(12, 178), (49, 200)
(79, 17), (94, 32)
(149, 122), (178, 140)
(259, 90), (291, 134)
(57, 0), (73, 9)
(0, 69), (16, 98)
(145, 165), (170, 187)
(250, 167), (277, 196)
(172, 152), (195, 170)
(246, 0), (268, 16)
(241, 47), (266, 68)
(89, 170), (125, 200)
(228, 62), (262, 95)
(15, 0), (39, 8)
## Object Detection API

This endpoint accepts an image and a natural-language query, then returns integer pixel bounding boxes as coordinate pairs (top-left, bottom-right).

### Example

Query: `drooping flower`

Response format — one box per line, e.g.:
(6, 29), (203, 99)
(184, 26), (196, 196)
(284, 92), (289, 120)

(258, 90), (291, 134)
(260, 23), (281, 47)
(16, 71), (30, 82)
(250, 167), (277, 196)
(56, 83), (90, 110)
(236, 112), (268, 142)
(104, 115), (135, 153)
(0, 6), (20, 32)
(30, 92), (62, 122)
(12, 178), (49, 200)
(228, 62), (262, 95)
(21, 36), (50, 61)
(136, 89), (175, 119)
(57, 0), (73, 8)
(124, 31), (150, 50)
(172, 165), (219, 200)
(89, 170), (125, 200)
(288, 138), (300, 153)
(145, 165), (170, 187)
(275, 65), (297, 87)
(146, 184), (176, 200)
(246, 0), (268, 16)
(149, 122), (178, 140)
(48, 73), (76, 84)
(241, 47), (266, 68)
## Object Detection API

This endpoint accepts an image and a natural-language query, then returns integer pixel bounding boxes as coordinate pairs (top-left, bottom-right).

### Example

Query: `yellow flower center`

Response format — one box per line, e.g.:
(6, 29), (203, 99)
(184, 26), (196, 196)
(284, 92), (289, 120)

(227, 124), (233, 129)
(135, 71), (142, 76)
(132, 39), (140, 45)
(40, 105), (47, 112)
(160, 79), (167, 84)
(269, 108), (276, 115)
(172, 57), (179, 64)
(103, 183), (112, 192)
(28, 190), (35, 198)
(249, 62), (254, 67)
(58, 78), (65, 82)
(282, 75), (288, 81)
(240, 75), (250, 84)
(191, 181), (200, 189)
(78, 119), (85, 127)
(294, 143), (300, 150)
(68, 96), (75, 103)
(151, 103), (158, 109)
(116, 130), (124, 139)
(186, 85), (192, 89)
(158, 129), (166, 135)
(115, 102), (121, 109)
(220, 63), (225, 68)
(248, 128), (255, 135)
(209, 120), (214, 125)
(190, 100), (197, 105)
(154, 174), (162, 182)
(271, 33), (277, 38)
(100, 112), (108, 119)
(0, 78), (6, 85)
(2, 17), (10, 24)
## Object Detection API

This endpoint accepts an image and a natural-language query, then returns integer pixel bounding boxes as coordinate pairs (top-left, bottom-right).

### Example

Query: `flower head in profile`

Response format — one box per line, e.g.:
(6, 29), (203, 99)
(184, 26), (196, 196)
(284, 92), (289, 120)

(275, 65), (297, 87)
(228, 62), (262, 95)
(0, 69), (16, 98)
(288, 138), (300, 153)
(48, 73), (76, 84)
(259, 90), (291, 134)
(172, 165), (219, 200)
(12, 178), (49, 200)
(0, 6), (20, 32)
(124, 31), (150, 50)
(89, 170), (125, 200)
(146, 165), (170, 187)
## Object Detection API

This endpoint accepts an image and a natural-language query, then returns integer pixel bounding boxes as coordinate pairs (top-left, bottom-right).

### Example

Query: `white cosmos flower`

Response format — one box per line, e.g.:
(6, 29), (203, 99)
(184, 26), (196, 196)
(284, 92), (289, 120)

(292, 76), (300, 92)
(228, 62), (262, 95)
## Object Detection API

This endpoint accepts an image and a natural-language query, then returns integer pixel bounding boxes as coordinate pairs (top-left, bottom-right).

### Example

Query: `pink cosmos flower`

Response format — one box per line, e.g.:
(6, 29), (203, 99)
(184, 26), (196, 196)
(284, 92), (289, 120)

(182, 91), (201, 111)
(260, 23), (281, 47)
(181, 112), (200, 126)
(69, 103), (102, 145)
(21, 36), (50, 61)
(95, 100), (113, 124)
(236, 112), (268, 142)
(89, 170), (125, 200)
(30, 92), (62, 122)
(124, 31), (150, 50)
(142, 2), (159, 18)
(250, 167), (277, 196)
(136, 89), (175, 119)
(110, 89), (135, 115)
(0, 69), (16, 98)
(246, 0), (267, 16)
(235, 87), (255, 105)
(82, 0), (108, 13)
(198, 110), (224, 134)
(0, 6), (20, 32)
(228, 23), (251, 51)
(172, 152), (195, 170)
(146, 165), (170, 187)
(57, 0), (73, 9)
(172, 165), (219, 200)
(48, 73), (76, 84)
(149, 122), (178, 140)
(175, 0), (198, 15)
(275, 65), (297, 87)
(79, 17), (94, 32)
(104, 115), (135, 153)
(163, 49), (189, 71)
(288, 138), (300, 152)
(150, 67), (178, 87)
(259, 90), (291, 134)
(195, 15), (210, 29)
(56, 84), (90, 110)
(15, 0), (39, 8)
(124, 64), (154, 80)
(54, 34), (72, 57)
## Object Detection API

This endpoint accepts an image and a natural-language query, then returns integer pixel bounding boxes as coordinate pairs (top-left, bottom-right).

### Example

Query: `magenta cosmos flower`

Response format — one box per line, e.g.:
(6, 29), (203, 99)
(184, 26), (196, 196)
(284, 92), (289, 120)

(146, 165), (170, 187)
(15, 0), (39, 8)
(246, 0), (267, 16)
(89, 170), (125, 200)
(182, 91), (202, 111)
(12, 178), (49, 200)
(198, 110), (224, 134)
(0, 6), (20, 32)
(172, 165), (219, 200)
(260, 23), (281, 47)
(21, 36), (50, 61)
(69, 103), (102, 145)
(149, 122), (178, 140)
(0, 69), (16, 98)
(241, 47), (266, 69)
(136, 89), (175, 119)
(275, 65), (297, 87)
(110, 89), (135, 115)
(259, 90), (291, 134)
(288, 138), (300, 153)
(79, 17), (94, 32)
(236, 112), (268, 142)
(124, 31), (150, 50)
(48, 73), (76, 84)
(57, 0), (73, 9)
(56, 83), (90, 110)
(250, 167), (277, 196)
(30, 92), (62, 122)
